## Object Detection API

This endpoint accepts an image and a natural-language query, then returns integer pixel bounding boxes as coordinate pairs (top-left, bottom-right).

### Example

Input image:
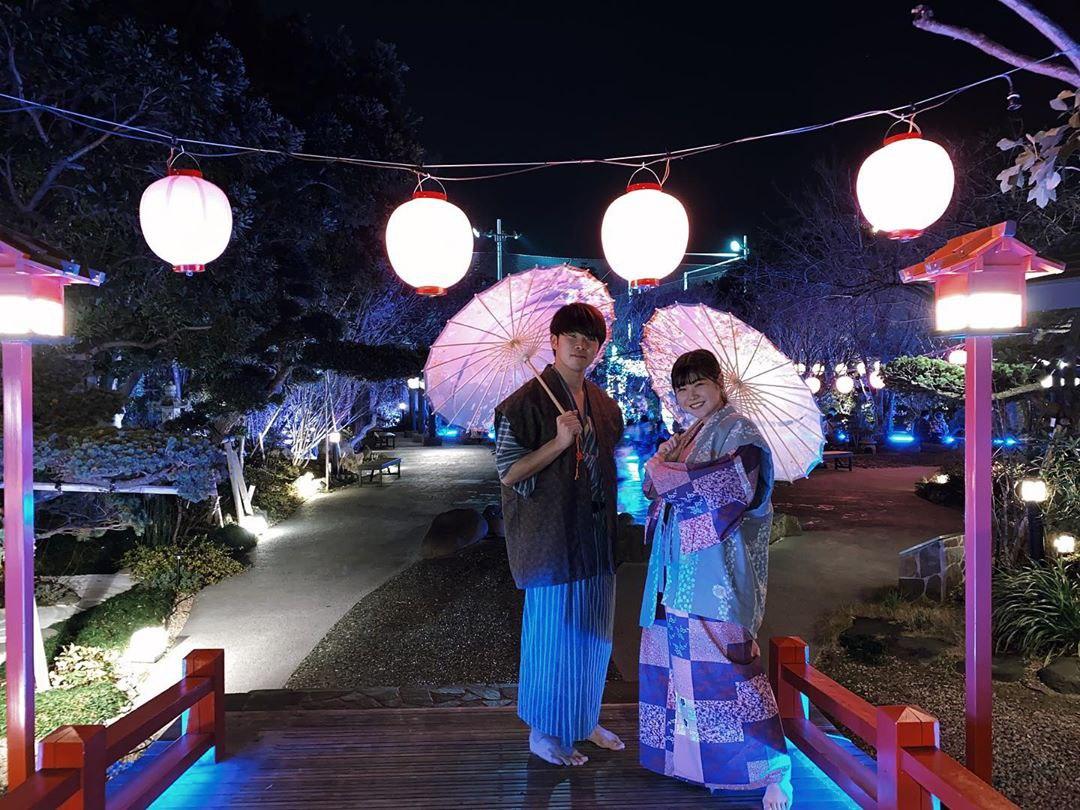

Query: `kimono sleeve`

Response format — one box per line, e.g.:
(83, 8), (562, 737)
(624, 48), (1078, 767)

(494, 412), (537, 498)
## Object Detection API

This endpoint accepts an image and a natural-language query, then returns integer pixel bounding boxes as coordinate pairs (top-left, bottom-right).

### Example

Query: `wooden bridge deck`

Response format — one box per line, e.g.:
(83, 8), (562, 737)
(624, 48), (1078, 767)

(134, 704), (862, 808)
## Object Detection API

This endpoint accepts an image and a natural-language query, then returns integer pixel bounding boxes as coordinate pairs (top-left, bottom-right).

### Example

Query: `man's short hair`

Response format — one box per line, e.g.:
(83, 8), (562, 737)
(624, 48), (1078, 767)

(550, 303), (607, 344)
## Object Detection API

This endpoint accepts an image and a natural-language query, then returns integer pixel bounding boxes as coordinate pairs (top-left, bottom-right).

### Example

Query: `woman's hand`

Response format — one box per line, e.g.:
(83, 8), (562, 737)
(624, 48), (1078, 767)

(656, 436), (680, 460)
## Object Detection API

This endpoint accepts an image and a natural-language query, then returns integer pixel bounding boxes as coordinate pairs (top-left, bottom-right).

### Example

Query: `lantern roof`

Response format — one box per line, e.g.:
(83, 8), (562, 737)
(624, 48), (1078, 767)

(0, 224), (105, 287)
(900, 221), (1063, 285)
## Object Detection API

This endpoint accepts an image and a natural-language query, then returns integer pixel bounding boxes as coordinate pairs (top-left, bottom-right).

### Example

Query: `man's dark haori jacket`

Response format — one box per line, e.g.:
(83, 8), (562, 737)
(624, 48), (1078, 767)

(495, 364), (624, 589)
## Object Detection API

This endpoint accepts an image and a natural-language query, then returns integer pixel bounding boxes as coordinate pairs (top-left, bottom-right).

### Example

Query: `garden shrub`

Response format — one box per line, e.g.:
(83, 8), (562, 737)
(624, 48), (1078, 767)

(915, 460), (964, 508)
(247, 455), (306, 521)
(52, 586), (176, 652)
(209, 523), (258, 554)
(0, 681), (129, 740)
(993, 558), (1080, 660)
(50, 644), (120, 689)
(123, 540), (245, 596)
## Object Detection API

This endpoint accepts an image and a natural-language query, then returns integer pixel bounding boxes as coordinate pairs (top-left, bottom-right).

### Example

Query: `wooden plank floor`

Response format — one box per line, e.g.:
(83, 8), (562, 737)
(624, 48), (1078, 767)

(135, 705), (861, 809)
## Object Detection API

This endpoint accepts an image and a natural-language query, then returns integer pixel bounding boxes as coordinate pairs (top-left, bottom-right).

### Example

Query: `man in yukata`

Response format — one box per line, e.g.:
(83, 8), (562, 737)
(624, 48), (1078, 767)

(494, 303), (625, 766)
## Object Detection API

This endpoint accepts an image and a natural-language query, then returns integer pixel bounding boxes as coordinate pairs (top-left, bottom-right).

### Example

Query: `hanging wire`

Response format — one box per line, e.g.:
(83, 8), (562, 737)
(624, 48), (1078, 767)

(0, 47), (1070, 182)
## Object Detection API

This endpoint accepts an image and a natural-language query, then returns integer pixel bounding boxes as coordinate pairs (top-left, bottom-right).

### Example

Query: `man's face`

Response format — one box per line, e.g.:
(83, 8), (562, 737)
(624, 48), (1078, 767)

(550, 331), (600, 374)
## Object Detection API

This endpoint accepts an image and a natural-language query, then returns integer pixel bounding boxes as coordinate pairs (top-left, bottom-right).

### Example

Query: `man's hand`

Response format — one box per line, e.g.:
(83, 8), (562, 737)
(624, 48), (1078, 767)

(554, 411), (583, 450)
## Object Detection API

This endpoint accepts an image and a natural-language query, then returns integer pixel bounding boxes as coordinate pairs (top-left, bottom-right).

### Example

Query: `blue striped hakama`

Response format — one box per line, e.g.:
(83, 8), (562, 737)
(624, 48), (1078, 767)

(495, 388), (614, 747)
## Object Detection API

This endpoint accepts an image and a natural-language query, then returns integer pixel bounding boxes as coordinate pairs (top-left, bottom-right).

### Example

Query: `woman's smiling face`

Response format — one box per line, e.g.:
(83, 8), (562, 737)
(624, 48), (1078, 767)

(674, 375), (726, 420)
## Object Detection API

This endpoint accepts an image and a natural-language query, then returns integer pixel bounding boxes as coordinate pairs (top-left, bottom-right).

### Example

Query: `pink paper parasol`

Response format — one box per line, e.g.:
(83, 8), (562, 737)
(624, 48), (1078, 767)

(424, 265), (615, 432)
(642, 303), (824, 482)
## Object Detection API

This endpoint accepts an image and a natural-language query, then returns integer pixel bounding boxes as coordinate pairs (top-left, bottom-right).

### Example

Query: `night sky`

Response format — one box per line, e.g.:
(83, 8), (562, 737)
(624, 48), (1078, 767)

(263, 0), (1074, 256)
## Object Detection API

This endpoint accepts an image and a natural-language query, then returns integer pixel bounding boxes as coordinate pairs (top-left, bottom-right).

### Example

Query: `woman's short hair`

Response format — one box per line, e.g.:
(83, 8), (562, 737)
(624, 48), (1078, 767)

(550, 303), (607, 344)
(671, 349), (724, 390)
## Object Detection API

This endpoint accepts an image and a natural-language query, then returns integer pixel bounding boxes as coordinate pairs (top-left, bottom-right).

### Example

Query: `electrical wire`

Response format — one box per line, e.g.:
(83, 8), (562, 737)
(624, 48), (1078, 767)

(0, 48), (1071, 183)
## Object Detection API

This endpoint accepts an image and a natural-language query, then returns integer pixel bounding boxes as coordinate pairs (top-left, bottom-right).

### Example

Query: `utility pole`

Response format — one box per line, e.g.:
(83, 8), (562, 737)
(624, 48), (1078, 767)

(477, 219), (522, 281)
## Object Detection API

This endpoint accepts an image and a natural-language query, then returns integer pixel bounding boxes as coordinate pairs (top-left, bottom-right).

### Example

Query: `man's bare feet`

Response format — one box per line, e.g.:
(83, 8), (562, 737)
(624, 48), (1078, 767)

(529, 729), (588, 766)
(586, 724), (625, 751)
(763, 782), (792, 810)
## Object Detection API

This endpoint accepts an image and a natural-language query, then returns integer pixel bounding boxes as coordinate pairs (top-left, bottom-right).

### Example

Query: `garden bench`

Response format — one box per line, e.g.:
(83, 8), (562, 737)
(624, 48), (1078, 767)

(369, 431), (396, 450)
(822, 450), (854, 470)
(357, 457), (402, 486)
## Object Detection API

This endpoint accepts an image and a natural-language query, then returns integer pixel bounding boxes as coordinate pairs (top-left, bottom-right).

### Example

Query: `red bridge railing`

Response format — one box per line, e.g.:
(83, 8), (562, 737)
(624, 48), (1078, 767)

(1, 649), (224, 810)
(769, 637), (1018, 810)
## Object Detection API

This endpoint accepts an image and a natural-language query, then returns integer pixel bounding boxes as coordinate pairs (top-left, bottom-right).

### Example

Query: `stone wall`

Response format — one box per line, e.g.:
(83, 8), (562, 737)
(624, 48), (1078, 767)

(899, 532), (964, 601)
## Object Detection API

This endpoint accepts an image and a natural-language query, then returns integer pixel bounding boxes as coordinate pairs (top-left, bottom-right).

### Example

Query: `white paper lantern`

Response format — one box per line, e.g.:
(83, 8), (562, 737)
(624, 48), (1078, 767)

(868, 371), (885, 389)
(601, 182), (688, 288)
(386, 191), (474, 295)
(856, 133), (954, 240)
(806, 376), (821, 394)
(139, 169), (233, 274)
(948, 348), (967, 366)
(835, 375), (855, 395)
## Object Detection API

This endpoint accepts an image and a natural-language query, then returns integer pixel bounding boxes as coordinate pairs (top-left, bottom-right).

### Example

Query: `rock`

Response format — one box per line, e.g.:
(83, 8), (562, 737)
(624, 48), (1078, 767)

(888, 635), (953, 662)
(953, 655), (1026, 683)
(770, 513), (802, 544)
(211, 523), (258, 553)
(421, 509), (489, 559)
(616, 518), (648, 565)
(1037, 657), (1080, 694)
(482, 504), (504, 538)
(839, 617), (905, 666)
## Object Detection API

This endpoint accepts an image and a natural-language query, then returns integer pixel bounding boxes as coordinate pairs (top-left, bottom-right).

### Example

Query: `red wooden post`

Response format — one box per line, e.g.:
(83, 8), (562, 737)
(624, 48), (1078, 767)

(965, 335), (994, 782)
(184, 649), (225, 761)
(3, 341), (36, 787)
(769, 636), (809, 722)
(877, 705), (938, 810)
(39, 724), (107, 810)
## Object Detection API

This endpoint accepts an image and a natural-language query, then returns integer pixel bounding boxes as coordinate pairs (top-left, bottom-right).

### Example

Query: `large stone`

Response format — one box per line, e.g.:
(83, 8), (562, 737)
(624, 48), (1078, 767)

(1038, 657), (1080, 694)
(616, 517), (648, 565)
(899, 555), (919, 579)
(770, 513), (802, 544)
(482, 504), (504, 538)
(421, 509), (490, 559)
(953, 655), (1027, 683)
(888, 635), (953, 662)
(839, 617), (903, 665)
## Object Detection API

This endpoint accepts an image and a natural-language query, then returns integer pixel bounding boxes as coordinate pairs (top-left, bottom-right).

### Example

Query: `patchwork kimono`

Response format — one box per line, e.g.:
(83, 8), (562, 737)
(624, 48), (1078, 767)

(638, 405), (791, 792)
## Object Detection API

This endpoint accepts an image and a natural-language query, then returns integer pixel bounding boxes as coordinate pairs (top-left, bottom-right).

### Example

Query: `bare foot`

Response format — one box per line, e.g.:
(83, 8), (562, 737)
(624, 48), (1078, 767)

(763, 782), (792, 810)
(529, 729), (588, 766)
(586, 724), (625, 751)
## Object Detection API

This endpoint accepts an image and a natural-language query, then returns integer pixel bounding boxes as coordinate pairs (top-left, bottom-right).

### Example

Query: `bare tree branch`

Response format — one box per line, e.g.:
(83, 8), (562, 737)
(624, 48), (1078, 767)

(912, 6), (1080, 86)
(71, 326), (213, 360)
(997, 0), (1080, 73)
(1, 20), (50, 145)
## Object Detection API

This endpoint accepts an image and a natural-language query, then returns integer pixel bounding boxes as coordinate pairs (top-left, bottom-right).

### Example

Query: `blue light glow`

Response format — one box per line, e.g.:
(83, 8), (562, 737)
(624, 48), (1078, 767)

(436, 427), (461, 438)
(836, 431), (848, 442)
(993, 436), (1020, 447)
(942, 435), (956, 445)
(729, 239), (742, 253)
(887, 433), (916, 444)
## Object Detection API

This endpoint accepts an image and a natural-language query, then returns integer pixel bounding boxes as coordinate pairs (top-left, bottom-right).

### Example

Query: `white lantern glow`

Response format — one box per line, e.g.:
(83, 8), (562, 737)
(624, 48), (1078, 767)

(1052, 534), (1076, 555)
(855, 361), (867, 376)
(407, 377), (423, 390)
(1041, 375), (1054, 389)
(328, 431), (341, 444)
(806, 376), (821, 394)
(794, 362), (806, 374)
(126, 626), (168, 663)
(856, 132), (954, 240)
(868, 371), (885, 389)
(0, 279), (65, 337)
(948, 348), (967, 366)
(386, 190), (474, 296)
(601, 182), (689, 288)
(140, 169), (233, 274)
(835, 375), (855, 395)
(834, 362), (848, 375)
(1019, 478), (1047, 503)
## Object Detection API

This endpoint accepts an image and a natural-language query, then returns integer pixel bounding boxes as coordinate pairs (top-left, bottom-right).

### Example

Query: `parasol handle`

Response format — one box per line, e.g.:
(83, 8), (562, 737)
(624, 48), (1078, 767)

(524, 358), (567, 415)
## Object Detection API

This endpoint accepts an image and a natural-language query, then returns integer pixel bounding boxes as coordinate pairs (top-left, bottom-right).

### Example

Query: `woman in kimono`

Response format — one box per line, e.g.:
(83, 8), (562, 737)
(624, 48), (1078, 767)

(638, 350), (792, 810)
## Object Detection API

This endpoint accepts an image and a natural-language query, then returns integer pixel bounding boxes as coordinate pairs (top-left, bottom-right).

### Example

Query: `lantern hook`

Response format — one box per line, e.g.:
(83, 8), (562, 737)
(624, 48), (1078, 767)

(883, 115), (922, 141)
(627, 164), (664, 189)
(166, 144), (201, 175)
(413, 172), (448, 197)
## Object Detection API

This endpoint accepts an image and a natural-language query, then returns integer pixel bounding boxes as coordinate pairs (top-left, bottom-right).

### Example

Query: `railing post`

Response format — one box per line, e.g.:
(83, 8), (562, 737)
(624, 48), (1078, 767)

(769, 636), (809, 722)
(39, 724), (107, 810)
(184, 649), (225, 761)
(877, 705), (939, 810)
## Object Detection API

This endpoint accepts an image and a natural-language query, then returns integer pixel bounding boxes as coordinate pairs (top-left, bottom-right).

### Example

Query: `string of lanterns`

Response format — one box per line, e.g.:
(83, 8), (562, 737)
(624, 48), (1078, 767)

(799, 359), (887, 396)
(24, 47), (1062, 282)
